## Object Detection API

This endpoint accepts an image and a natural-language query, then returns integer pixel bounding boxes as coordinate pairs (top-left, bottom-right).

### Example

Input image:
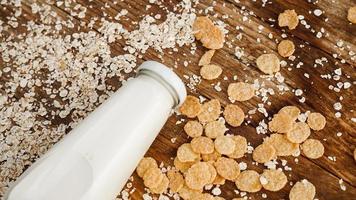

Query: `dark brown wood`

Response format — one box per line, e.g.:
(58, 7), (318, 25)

(0, 0), (355, 199)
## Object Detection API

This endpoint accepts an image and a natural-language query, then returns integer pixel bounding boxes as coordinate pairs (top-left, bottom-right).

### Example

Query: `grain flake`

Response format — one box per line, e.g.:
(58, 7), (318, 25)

(223, 104), (245, 127)
(179, 95), (202, 118)
(235, 170), (262, 193)
(228, 82), (255, 102)
(289, 179), (316, 200)
(278, 40), (295, 57)
(256, 54), (281, 75)
(200, 64), (223, 80)
(253, 143), (276, 163)
(199, 50), (216, 66)
(214, 135), (236, 155)
(260, 169), (287, 191)
(301, 139), (324, 159)
(307, 112), (326, 131)
(204, 120), (226, 139)
(191, 136), (215, 154)
(278, 9), (299, 30)
(214, 157), (240, 181)
(184, 120), (204, 138)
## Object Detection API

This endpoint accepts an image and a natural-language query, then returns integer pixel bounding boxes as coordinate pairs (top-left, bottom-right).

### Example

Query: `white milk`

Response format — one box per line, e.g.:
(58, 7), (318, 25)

(6, 61), (187, 200)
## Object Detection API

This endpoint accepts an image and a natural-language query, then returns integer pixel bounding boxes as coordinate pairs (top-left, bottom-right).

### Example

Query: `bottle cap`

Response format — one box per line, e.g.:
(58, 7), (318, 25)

(138, 61), (187, 107)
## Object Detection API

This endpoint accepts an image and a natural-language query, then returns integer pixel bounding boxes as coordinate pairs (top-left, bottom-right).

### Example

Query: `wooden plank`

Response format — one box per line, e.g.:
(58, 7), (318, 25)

(0, 0), (355, 199)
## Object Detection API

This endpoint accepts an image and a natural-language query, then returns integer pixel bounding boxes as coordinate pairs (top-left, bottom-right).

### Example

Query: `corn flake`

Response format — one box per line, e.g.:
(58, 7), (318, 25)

(177, 143), (200, 162)
(205, 120), (226, 139)
(191, 193), (215, 200)
(269, 113), (294, 133)
(184, 120), (203, 138)
(199, 50), (215, 66)
(214, 157), (240, 181)
(150, 175), (169, 194)
(253, 143), (276, 163)
(167, 169), (185, 193)
(214, 135), (236, 155)
(227, 82), (255, 102)
(260, 169), (287, 191)
(347, 6), (356, 23)
(191, 136), (215, 154)
(179, 95), (202, 118)
(178, 185), (202, 200)
(301, 139), (324, 159)
(286, 122), (311, 143)
(307, 112), (326, 131)
(143, 167), (164, 189)
(206, 161), (217, 184)
(213, 174), (226, 185)
(202, 150), (221, 162)
(185, 162), (211, 190)
(200, 64), (222, 80)
(235, 170), (262, 193)
(174, 157), (196, 173)
(193, 16), (225, 49)
(289, 179), (316, 200)
(198, 99), (221, 124)
(264, 134), (299, 156)
(223, 104), (245, 127)
(227, 135), (247, 159)
(278, 9), (299, 30)
(278, 40), (295, 57)
(278, 106), (300, 121)
(136, 157), (158, 177)
(256, 53), (280, 75)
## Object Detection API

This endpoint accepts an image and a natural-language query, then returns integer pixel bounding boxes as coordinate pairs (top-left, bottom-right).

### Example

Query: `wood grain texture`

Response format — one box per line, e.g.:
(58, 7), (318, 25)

(1, 0), (355, 199)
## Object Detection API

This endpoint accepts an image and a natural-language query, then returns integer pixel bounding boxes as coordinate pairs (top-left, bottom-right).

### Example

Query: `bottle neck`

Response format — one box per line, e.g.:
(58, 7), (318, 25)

(138, 69), (180, 108)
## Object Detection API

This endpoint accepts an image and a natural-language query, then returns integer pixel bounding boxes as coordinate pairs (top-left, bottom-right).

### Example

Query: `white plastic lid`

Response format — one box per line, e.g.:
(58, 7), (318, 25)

(138, 61), (187, 107)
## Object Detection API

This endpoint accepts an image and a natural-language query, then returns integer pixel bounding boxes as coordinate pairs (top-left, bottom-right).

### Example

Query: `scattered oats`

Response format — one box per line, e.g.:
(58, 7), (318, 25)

(313, 9), (323, 16)
(239, 162), (248, 171)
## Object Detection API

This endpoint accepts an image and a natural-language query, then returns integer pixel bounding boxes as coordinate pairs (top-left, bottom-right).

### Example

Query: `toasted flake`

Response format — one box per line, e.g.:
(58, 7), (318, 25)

(191, 136), (215, 154)
(261, 169), (287, 191)
(205, 120), (226, 139)
(256, 54), (280, 74)
(167, 170), (185, 193)
(214, 157), (240, 180)
(347, 6), (356, 23)
(202, 150), (221, 162)
(177, 143), (200, 162)
(214, 135), (236, 155)
(268, 113), (294, 133)
(206, 161), (217, 184)
(191, 193), (215, 200)
(278, 40), (295, 57)
(178, 185), (202, 200)
(265, 134), (299, 156)
(286, 122), (311, 143)
(199, 50), (215, 66)
(143, 167), (164, 189)
(307, 112), (326, 131)
(301, 139), (324, 159)
(227, 82), (255, 101)
(278, 106), (300, 121)
(150, 175), (169, 194)
(185, 162), (211, 190)
(253, 143), (276, 163)
(200, 64), (222, 80)
(184, 120), (203, 138)
(223, 104), (245, 127)
(235, 170), (262, 193)
(193, 16), (224, 49)
(136, 157), (158, 177)
(278, 9), (299, 30)
(180, 95), (202, 118)
(174, 157), (196, 173)
(212, 174), (226, 185)
(289, 179), (316, 200)
(198, 99), (221, 123)
(227, 135), (247, 159)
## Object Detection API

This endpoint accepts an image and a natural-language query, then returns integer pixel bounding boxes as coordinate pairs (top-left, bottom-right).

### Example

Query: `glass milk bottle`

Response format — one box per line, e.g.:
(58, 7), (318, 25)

(6, 61), (187, 200)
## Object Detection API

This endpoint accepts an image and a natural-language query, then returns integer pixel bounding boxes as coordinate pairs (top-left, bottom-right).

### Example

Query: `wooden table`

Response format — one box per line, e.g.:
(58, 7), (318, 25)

(0, 0), (355, 199)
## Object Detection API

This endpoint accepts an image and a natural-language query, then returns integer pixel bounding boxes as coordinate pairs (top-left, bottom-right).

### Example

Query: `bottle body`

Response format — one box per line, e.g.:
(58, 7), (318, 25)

(6, 61), (186, 200)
